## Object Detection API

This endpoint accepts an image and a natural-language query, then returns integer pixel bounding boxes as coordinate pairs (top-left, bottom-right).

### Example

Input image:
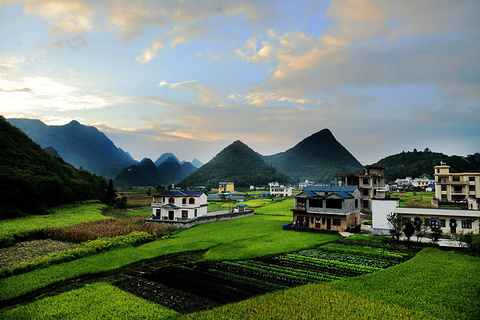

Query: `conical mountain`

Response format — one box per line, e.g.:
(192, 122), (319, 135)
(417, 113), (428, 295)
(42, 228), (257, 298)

(180, 140), (289, 189)
(154, 153), (180, 166)
(114, 158), (165, 187)
(263, 129), (363, 182)
(157, 157), (198, 185)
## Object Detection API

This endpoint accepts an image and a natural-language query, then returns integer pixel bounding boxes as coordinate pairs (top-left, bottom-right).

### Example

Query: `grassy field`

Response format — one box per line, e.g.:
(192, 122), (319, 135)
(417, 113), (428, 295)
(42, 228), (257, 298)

(0, 213), (340, 302)
(0, 201), (109, 247)
(393, 191), (435, 208)
(0, 282), (178, 320)
(1, 197), (479, 319)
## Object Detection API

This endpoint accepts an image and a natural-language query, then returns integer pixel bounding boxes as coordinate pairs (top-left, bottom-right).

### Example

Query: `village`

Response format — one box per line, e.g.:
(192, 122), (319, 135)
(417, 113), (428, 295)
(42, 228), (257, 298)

(145, 162), (480, 246)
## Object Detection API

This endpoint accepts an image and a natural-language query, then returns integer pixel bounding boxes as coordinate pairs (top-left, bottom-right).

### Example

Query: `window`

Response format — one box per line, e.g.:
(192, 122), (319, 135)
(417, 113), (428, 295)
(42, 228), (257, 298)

(189, 198), (195, 204)
(440, 219), (446, 228)
(332, 219), (341, 226)
(441, 185), (446, 191)
(363, 200), (369, 209)
(168, 198), (175, 204)
(469, 177), (475, 182)
(326, 199), (342, 209)
(182, 198), (187, 204)
(355, 199), (358, 208)
(363, 178), (369, 185)
(309, 199), (323, 208)
(461, 220), (472, 229)
(194, 209), (197, 217)
(296, 198), (306, 207)
(469, 185), (475, 192)
(363, 189), (369, 196)
(453, 176), (460, 182)
(181, 210), (188, 219)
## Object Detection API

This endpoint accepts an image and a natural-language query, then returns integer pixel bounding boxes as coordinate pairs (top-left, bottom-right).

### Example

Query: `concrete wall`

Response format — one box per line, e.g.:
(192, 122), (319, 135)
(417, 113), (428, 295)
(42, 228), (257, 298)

(146, 210), (254, 229)
(371, 199), (399, 236)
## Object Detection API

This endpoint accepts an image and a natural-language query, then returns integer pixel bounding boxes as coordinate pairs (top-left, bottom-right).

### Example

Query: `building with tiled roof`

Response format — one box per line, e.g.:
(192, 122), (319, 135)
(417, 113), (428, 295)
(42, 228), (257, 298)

(291, 186), (361, 232)
(150, 190), (208, 221)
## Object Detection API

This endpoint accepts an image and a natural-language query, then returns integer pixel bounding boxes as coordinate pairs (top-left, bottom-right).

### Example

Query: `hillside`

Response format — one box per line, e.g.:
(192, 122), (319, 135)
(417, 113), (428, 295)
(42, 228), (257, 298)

(157, 158), (198, 185)
(0, 116), (107, 218)
(154, 153), (180, 166)
(263, 129), (363, 182)
(377, 149), (480, 182)
(114, 158), (165, 187)
(7, 118), (136, 179)
(179, 140), (289, 189)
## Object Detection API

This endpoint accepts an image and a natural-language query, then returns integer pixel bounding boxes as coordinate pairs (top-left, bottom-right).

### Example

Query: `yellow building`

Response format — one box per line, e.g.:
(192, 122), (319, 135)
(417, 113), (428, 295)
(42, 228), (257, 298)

(434, 162), (480, 210)
(219, 182), (234, 193)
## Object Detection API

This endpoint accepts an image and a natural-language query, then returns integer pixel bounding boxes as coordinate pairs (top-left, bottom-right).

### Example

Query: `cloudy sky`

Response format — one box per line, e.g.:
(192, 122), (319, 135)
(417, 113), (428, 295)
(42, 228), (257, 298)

(1, 0), (479, 165)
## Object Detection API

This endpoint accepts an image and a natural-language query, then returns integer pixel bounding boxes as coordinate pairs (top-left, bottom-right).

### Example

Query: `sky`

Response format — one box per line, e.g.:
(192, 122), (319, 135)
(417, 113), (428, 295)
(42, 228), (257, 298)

(1, 0), (479, 165)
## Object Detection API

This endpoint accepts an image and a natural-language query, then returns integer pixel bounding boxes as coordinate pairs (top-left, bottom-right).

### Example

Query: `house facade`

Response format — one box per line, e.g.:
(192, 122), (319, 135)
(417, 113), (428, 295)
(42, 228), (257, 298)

(151, 190), (208, 221)
(219, 182), (234, 193)
(372, 199), (480, 235)
(269, 184), (293, 197)
(434, 162), (480, 210)
(292, 186), (361, 232)
(335, 164), (386, 214)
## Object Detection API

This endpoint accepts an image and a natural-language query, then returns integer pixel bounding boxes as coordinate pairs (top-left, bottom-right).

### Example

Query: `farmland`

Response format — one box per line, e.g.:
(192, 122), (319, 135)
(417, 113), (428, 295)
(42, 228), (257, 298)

(0, 197), (479, 319)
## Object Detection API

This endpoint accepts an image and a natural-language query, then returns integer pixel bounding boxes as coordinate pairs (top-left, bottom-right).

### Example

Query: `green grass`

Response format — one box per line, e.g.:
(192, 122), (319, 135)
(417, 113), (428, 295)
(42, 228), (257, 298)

(331, 247), (480, 320)
(183, 282), (437, 320)
(0, 214), (340, 302)
(0, 282), (178, 320)
(253, 198), (294, 216)
(393, 191), (435, 208)
(0, 201), (109, 247)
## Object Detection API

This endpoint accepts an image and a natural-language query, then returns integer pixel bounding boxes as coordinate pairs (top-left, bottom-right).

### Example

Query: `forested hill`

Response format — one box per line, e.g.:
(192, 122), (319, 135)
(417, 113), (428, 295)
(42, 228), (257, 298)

(179, 140), (289, 189)
(263, 129), (363, 183)
(0, 116), (108, 219)
(377, 148), (480, 182)
(7, 118), (136, 179)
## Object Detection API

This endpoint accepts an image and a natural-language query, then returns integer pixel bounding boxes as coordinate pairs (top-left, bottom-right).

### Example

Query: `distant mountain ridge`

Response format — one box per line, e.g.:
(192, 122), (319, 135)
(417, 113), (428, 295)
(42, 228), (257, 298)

(377, 149), (480, 182)
(7, 118), (136, 179)
(263, 129), (363, 182)
(179, 140), (289, 189)
(114, 157), (199, 186)
(0, 116), (107, 218)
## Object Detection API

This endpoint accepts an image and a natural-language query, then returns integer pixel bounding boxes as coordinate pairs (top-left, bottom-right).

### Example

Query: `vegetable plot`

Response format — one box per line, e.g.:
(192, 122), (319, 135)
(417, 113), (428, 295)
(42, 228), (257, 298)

(130, 241), (410, 311)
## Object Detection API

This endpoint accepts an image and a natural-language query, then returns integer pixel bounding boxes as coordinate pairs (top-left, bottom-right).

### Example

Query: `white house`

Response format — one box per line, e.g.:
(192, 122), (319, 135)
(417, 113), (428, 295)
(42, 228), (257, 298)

(269, 184), (293, 197)
(151, 190), (208, 221)
(372, 198), (480, 236)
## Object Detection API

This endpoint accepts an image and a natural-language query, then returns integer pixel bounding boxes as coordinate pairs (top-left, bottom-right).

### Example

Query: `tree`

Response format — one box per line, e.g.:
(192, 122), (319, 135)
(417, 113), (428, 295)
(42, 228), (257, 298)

(105, 179), (116, 203)
(403, 222), (415, 241)
(387, 212), (405, 241)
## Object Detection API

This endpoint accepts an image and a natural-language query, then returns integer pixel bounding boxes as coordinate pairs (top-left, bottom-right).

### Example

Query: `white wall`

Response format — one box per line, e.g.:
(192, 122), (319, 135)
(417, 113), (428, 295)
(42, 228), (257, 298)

(372, 199), (399, 236)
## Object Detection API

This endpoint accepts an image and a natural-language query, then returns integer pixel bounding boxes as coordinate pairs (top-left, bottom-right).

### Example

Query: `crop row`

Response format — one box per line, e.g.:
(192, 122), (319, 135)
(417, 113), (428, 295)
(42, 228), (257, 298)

(44, 216), (176, 242)
(294, 249), (398, 268)
(274, 254), (381, 276)
(316, 243), (409, 261)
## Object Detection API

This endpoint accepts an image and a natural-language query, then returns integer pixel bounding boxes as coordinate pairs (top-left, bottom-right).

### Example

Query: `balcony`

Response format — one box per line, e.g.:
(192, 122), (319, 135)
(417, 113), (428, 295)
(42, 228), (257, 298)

(436, 180), (467, 185)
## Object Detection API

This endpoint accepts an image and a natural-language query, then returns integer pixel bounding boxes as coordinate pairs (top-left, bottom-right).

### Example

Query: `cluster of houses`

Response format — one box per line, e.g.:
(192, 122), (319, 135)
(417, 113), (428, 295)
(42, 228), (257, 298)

(146, 162), (480, 234)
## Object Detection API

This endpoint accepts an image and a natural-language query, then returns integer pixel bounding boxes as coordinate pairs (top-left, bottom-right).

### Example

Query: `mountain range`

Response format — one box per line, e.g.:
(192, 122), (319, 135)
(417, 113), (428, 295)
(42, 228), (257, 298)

(114, 156), (198, 187)
(0, 116), (107, 218)
(7, 119), (136, 179)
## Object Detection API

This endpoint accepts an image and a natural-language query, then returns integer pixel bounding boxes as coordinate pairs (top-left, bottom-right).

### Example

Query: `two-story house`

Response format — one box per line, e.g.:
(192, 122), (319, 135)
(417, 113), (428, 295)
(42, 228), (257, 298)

(269, 184), (293, 197)
(434, 162), (480, 210)
(151, 190), (208, 221)
(291, 186), (361, 232)
(334, 164), (386, 214)
(219, 182), (234, 193)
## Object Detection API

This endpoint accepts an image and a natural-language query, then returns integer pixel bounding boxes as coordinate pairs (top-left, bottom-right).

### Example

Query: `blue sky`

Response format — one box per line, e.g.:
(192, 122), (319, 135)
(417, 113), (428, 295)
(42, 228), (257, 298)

(1, 0), (479, 165)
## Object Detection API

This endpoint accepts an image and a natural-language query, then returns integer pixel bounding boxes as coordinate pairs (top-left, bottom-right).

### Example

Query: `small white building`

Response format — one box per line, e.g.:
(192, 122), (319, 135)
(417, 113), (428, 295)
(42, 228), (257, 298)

(269, 184), (293, 197)
(151, 190), (208, 221)
(372, 199), (480, 236)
